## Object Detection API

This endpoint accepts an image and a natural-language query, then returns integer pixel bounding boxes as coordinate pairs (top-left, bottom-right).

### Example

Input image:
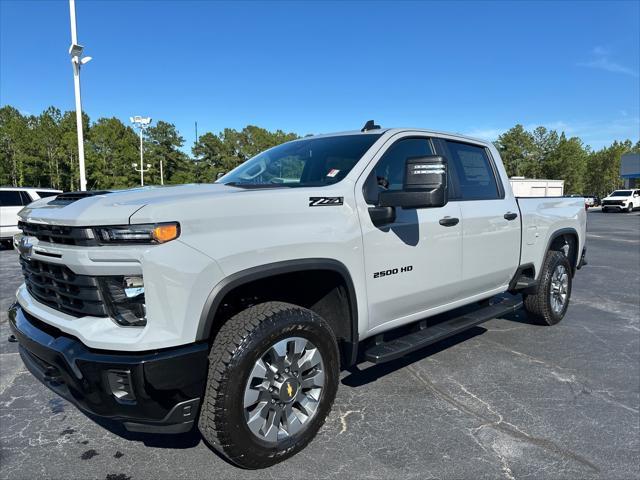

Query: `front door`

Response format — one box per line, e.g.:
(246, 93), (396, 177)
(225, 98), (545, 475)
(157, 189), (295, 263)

(356, 134), (463, 332)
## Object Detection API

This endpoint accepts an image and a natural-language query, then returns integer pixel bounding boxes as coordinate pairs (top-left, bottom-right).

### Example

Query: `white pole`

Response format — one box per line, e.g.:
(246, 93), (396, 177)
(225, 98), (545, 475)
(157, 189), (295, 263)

(160, 160), (164, 185)
(69, 0), (87, 191)
(139, 127), (144, 186)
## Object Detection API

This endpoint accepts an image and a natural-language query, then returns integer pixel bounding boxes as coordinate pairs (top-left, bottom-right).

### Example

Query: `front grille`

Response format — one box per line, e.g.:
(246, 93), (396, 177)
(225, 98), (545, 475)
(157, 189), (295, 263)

(18, 222), (97, 246)
(20, 256), (108, 317)
(602, 200), (623, 206)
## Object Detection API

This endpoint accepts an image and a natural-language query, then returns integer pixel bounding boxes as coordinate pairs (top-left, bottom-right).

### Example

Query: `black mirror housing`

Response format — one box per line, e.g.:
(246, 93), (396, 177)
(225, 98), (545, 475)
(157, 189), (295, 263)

(379, 155), (448, 209)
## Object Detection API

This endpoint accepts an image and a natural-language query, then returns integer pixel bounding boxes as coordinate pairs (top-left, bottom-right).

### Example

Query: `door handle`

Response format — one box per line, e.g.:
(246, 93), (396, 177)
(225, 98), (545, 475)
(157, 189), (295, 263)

(439, 216), (459, 227)
(504, 212), (518, 221)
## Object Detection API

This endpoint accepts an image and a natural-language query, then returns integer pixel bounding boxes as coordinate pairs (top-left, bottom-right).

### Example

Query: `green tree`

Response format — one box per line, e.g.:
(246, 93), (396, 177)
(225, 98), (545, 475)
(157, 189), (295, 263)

(585, 140), (633, 197)
(0, 106), (28, 186)
(495, 125), (536, 177)
(144, 121), (190, 185)
(86, 117), (139, 189)
(542, 134), (588, 194)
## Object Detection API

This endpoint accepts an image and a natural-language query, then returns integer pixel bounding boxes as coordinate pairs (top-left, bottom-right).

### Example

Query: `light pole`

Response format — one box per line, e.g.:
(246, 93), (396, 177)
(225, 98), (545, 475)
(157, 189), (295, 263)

(130, 116), (152, 186)
(68, 0), (92, 191)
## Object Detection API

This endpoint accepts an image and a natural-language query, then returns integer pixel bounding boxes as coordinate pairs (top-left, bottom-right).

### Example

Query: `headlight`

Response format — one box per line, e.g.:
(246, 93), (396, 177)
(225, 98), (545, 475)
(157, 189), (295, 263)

(94, 222), (180, 244)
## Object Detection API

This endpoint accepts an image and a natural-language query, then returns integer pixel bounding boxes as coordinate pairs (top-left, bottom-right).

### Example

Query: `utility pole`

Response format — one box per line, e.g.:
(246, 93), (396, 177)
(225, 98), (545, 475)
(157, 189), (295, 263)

(68, 0), (92, 191)
(130, 116), (152, 186)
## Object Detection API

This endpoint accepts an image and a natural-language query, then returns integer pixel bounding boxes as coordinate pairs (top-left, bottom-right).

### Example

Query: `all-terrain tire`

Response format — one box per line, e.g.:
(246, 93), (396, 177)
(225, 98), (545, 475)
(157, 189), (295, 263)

(524, 250), (572, 326)
(198, 301), (339, 469)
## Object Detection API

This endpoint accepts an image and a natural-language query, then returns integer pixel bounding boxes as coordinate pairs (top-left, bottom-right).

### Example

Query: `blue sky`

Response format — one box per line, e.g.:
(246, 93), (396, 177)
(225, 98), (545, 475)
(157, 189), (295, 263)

(1, 0), (639, 151)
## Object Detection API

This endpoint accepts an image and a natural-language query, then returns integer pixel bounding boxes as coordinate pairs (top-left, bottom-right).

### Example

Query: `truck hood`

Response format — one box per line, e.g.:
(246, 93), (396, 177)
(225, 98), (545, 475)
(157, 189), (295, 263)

(602, 196), (630, 201)
(19, 184), (240, 226)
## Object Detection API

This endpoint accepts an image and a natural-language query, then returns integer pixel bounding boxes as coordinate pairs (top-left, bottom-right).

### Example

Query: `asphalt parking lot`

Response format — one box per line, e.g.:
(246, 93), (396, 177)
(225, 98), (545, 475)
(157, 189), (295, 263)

(1, 209), (638, 480)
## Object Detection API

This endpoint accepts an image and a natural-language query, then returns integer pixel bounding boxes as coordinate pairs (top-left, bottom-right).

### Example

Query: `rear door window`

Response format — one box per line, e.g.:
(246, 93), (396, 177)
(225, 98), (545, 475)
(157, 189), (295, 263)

(443, 141), (501, 200)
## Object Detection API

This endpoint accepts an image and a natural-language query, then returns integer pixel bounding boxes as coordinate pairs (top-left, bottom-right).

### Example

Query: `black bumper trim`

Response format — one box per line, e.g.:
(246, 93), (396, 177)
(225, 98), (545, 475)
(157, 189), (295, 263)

(9, 303), (209, 433)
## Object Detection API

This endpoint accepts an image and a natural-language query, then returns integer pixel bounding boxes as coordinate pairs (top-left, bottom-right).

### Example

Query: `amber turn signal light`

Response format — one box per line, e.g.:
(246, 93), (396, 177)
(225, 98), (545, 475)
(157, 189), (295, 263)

(152, 223), (180, 243)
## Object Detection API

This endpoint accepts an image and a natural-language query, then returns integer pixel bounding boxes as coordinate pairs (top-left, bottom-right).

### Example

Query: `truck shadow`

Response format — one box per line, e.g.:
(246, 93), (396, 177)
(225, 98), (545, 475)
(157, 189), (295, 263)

(87, 416), (241, 466)
(341, 327), (486, 388)
(88, 415), (203, 449)
(341, 304), (542, 388)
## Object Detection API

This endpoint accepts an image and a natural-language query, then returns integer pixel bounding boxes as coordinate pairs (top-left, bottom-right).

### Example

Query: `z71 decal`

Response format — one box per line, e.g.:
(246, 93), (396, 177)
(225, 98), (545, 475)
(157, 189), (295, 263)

(373, 266), (413, 278)
(309, 197), (344, 207)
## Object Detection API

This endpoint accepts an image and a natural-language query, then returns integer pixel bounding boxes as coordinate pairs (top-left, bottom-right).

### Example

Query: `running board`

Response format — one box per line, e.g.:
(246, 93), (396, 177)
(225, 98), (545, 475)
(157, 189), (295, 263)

(364, 296), (523, 363)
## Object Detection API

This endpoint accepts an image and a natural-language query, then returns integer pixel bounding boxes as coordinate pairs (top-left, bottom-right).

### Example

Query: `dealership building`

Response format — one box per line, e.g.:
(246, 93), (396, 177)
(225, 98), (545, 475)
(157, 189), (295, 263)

(621, 153), (640, 188)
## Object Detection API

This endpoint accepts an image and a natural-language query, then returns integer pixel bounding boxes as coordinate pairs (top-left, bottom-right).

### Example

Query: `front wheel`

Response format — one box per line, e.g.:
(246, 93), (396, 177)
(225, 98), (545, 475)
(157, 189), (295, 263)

(198, 302), (339, 469)
(627, 203), (634, 213)
(524, 250), (572, 325)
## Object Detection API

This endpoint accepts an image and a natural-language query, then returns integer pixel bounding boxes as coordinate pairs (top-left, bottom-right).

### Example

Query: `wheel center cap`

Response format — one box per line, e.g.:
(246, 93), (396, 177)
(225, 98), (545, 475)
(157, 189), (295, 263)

(278, 378), (299, 403)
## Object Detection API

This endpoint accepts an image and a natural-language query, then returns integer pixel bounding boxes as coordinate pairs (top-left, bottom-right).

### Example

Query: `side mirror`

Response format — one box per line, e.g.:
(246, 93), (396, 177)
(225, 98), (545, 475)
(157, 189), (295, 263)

(379, 155), (448, 209)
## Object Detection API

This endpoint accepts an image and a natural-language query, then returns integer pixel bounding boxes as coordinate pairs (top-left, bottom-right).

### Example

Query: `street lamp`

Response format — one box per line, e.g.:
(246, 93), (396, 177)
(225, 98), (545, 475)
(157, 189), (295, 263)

(68, 0), (91, 191)
(130, 116), (152, 186)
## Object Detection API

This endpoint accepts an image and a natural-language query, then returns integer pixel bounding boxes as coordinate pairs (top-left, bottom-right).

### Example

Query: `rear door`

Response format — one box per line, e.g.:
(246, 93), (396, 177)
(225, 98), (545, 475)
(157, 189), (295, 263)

(435, 139), (520, 299)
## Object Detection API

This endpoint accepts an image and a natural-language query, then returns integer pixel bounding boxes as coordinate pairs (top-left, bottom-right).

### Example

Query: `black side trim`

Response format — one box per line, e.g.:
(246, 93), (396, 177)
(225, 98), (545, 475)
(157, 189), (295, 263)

(508, 263), (537, 294)
(197, 259), (359, 365)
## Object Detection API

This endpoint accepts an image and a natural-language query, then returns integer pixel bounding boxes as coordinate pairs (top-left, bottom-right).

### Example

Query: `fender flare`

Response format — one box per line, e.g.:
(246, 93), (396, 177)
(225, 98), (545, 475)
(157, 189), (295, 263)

(540, 227), (580, 277)
(196, 258), (360, 365)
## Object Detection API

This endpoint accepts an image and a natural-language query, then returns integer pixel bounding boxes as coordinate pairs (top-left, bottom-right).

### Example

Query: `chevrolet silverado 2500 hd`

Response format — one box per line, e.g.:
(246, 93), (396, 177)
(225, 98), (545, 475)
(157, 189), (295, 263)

(9, 124), (587, 468)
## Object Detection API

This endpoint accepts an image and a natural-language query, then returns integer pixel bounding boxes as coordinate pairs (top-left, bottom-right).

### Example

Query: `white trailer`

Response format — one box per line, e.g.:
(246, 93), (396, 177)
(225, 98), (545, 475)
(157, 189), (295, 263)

(509, 177), (564, 197)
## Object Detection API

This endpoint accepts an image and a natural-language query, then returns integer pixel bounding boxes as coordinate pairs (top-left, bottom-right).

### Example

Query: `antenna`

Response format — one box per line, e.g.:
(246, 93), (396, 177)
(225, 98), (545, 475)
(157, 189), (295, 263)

(361, 120), (381, 132)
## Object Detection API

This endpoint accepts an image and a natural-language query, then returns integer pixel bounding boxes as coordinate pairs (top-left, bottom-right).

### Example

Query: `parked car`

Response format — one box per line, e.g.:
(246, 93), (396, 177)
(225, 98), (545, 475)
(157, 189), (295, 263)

(9, 124), (587, 468)
(0, 187), (62, 247)
(601, 189), (640, 212)
(584, 194), (600, 208)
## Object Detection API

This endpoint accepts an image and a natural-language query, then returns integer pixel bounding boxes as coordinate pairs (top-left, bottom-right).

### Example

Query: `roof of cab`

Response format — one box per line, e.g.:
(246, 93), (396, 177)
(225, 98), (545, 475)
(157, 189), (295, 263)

(300, 127), (493, 147)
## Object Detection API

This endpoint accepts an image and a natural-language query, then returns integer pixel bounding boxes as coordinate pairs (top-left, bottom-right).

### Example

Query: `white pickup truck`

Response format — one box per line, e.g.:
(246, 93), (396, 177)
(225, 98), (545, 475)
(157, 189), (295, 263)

(9, 123), (587, 468)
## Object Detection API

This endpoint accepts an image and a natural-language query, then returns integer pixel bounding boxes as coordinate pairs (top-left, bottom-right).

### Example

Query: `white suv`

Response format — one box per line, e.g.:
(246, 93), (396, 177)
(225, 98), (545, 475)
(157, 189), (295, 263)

(0, 187), (62, 245)
(601, 189), (640, 213)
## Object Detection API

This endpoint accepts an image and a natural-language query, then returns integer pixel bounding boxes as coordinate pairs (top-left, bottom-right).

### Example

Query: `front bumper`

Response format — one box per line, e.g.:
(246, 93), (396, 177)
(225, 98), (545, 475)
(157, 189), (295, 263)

(8, 303), (209, 433)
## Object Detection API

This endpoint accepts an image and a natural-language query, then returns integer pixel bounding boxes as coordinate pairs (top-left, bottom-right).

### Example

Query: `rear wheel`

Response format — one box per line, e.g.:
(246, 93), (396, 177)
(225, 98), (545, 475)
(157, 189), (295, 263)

(198, 301), (339, 469)
(524, 250), (572, 326)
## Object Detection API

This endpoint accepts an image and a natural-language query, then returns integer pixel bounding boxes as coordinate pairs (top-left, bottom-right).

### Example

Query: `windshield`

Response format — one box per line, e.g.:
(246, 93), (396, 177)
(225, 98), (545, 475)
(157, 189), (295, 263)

(218, 134), (382, 188)
(611, 190), (632, 197)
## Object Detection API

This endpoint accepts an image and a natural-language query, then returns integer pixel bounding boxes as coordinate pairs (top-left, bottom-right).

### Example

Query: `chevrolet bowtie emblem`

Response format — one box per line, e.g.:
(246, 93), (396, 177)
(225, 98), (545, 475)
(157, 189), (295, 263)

(286, 383), (294, 398)
(17, 236), (33, 259)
